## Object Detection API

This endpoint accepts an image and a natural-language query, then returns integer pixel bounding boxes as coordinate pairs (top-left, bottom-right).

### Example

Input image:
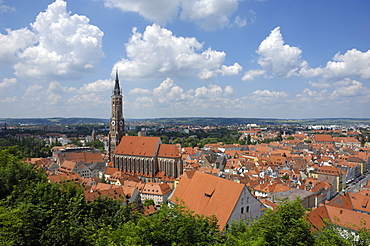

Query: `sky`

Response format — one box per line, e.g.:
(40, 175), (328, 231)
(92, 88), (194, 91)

(1, 0), (370, 119)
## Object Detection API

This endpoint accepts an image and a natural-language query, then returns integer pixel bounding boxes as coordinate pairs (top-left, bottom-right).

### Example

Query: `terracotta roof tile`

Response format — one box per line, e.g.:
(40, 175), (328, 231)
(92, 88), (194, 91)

(158, 144), (181, 158)
(114, 136), (161, 157)
(172, 171), (245, 231)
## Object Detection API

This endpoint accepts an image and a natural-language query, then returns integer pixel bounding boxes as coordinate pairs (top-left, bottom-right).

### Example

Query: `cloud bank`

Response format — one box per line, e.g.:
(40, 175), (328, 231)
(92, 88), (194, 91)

(0, 0), (104, 81)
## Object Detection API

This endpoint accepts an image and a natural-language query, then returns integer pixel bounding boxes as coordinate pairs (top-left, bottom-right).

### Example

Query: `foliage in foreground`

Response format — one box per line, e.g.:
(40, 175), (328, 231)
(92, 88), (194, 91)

(222, 198), (314, 246)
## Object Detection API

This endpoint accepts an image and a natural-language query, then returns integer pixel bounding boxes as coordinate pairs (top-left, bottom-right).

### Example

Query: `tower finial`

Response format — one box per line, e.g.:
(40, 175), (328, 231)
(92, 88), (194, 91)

(114, 68), (120, 95)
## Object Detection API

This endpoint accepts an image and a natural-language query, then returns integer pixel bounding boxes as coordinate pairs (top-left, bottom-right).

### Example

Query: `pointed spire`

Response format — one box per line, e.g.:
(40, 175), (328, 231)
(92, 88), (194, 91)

(114, 69), (121, 95)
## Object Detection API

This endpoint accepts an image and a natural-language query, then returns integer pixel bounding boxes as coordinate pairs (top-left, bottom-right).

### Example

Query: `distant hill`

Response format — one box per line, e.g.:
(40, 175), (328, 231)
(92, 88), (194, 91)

(140, 117), (370, 126)
(1, 117), (369, 126)
(0, 117), (109, 125)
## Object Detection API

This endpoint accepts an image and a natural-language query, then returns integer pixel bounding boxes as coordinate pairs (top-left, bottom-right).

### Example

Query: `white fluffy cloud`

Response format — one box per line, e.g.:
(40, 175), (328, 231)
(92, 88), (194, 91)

(219, 63), (243, 76)
(130, 78), (235, 110)
(114, 24), (231, 80)
(251, 89), (288, 98)
(102, 0), (180, 26)
(132, 78), (187, 108)
(330, 78), (370, 98)
(78, 79), (113, 93)
(194, 84), (223, 98)
(0, 96), (16, 103)
(254, 27), (370, 84)
(20, 80), (107, 109)
(47, 81), (76, 94)
(68, 93), (108, 106)
(257, 27), (308, 78)
(233, 16), (247, 27)
(129, 88), (152, 95)
(294, 88), (328, 105)
(308, 81), (331, 89)
(101, 0), (244, 31)
(0, 28), (37, 63)
(224, 85), (234, 95)
(242, 69), (266, 81)
(304, 49), (370, 80)
(11, 0), (103, 81)
(153, 78), (184, 104)
(180, 0), (243, 31)
(0, 78), (17, 90)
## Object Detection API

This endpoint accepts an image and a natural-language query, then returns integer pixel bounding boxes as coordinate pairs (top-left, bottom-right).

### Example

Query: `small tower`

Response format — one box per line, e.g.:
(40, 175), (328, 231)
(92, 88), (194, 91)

(108, 70), (125, 162)
(92, 128), (96, 141)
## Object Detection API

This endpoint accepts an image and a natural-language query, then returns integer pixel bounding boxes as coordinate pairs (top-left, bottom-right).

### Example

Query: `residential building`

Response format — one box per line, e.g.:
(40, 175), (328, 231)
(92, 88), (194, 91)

(141, 182), (172, 206)
(171, 171), (265, 231)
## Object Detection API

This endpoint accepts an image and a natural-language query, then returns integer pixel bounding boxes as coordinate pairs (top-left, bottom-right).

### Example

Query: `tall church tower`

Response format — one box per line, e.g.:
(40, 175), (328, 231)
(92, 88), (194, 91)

(108, 70), (124, 162)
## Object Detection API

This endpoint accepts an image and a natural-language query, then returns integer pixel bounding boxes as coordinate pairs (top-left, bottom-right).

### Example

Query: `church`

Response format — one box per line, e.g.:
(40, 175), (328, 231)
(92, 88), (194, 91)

(108, 72), (183, 182)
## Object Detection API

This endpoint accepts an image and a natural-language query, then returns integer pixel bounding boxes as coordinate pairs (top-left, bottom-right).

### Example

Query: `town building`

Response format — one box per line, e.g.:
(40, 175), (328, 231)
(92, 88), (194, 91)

(109, 73), (183, 181)
(108, 70), (125, 162)
(171, 171), (266, 231)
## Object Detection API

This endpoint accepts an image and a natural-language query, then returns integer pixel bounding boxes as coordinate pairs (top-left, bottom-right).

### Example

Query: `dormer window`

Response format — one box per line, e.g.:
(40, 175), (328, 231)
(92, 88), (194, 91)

(204, 193), (212, 198)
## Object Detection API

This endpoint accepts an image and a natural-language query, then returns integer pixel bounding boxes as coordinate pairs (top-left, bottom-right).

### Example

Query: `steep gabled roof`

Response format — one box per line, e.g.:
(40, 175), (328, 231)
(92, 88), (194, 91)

(326, 206), (370, 230)
(172, 171), (244, 231)
(313, 134), (333, 142)
(58, 151), (103, 164)
(326, 192), (353, 210)
(348, 193), (370, 214)
(114, 136), (161, 157)
(142, 182), (172, 196)
(48, 172), (82, 183)
(308, 204), (330, 230)
(57, 160), (77, 174)
(157, 144), (181, 158)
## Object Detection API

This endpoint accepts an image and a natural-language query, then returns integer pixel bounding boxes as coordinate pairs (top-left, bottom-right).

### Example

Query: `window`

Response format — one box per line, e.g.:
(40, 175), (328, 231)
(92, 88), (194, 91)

(241, 207), (244, 214)
(246, 206), (249, 213)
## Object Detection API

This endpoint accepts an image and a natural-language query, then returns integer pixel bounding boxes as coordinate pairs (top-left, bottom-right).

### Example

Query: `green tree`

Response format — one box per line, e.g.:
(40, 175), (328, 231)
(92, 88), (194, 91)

(223, 198), (314, 246)
(85, 140), (104, 150)
(282, 174), (290, 180)
(0, 150), (46, 200)
(246, 134), (252, 145)
(313, 220), (370, 246)
(132, 194), (144, 214)
(69, 138), (82, 147)
(144, 199), (155, 207)
(313, 221), (352, 246)
(95, 201), (220, 246)
(275, 132), (283, 142)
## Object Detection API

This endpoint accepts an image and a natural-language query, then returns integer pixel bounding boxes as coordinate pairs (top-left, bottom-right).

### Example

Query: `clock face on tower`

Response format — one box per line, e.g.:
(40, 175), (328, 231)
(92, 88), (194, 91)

(111, 120), (115, 126)
(119, 120), (123, 126)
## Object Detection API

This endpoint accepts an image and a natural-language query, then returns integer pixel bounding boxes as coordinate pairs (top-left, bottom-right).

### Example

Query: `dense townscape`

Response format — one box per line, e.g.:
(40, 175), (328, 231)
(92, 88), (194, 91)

(1, 73), (370, 245)
(2, 0), (370, 244)
(2, 119), (370, 244)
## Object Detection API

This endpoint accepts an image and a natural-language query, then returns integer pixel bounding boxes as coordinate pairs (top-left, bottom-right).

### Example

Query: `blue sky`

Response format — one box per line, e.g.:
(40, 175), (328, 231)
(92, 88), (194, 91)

(1, 0), (370, 119)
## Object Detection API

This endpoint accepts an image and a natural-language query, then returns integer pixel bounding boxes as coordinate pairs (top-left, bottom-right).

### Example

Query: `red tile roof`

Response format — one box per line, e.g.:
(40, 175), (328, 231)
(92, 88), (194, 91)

(172, 171), (245, 231)
(157, 144), (181, 158)
(313, 134), (333, 143)
(114, 136), (161, 157)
